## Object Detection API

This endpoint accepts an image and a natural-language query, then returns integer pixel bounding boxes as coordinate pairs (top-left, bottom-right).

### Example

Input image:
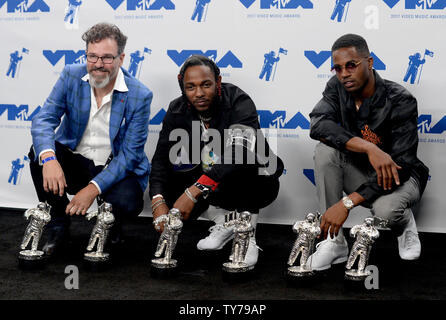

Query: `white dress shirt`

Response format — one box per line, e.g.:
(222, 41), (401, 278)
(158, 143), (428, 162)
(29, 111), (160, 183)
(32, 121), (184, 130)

(76, 68), (128, 166)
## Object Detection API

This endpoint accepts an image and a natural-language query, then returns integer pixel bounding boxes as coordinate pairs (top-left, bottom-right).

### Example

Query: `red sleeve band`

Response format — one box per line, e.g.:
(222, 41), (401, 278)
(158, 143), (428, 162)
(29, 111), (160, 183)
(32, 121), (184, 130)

(197, 175), (220, 191)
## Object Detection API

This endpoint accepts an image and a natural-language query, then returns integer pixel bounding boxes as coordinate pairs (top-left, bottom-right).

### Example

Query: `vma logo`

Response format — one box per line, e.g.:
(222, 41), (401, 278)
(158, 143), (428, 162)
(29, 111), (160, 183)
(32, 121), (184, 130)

(0, 0), (49, 12)
(303, 168), (315, 185)
(240, 0), (313, 9)
(8, 155), (29, 186)
(0, 104), (41, 121)
(304, 51), (386, 70)
(418, 114), (446, 134)
(167, 50), (243, 68)
(383, 0), (446, 9)
(257, 110), (310, 129)
(43, 50), (86, 66)
(149, 108), (167, 125)
(105, 0), (175, 10)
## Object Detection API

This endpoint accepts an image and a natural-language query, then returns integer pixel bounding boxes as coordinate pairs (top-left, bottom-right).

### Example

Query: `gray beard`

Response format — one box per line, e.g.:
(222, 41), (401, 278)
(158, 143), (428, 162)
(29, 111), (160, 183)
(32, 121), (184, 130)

(89, 73), (110, 89)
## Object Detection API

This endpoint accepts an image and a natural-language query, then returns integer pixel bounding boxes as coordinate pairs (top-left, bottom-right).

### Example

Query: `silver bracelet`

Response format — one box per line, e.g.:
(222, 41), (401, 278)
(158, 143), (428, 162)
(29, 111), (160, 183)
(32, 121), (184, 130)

(184, 188), (198, 203)
(151, 199), (166, 212)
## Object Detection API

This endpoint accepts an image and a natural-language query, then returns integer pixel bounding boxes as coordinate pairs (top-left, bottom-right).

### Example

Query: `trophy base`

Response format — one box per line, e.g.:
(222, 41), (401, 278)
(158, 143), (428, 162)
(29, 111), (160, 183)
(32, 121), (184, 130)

(344, 269), (370, 281)
(285, 266), (317, 287)
(150, 258), (178, 278)
(222, 262), (255, 283)
(18, 250), (45, 270)
(222, 262), (254, 273)
(83, 252), (111, 272)
(343, 269), (370, 292)
(286, 266), (315, 277)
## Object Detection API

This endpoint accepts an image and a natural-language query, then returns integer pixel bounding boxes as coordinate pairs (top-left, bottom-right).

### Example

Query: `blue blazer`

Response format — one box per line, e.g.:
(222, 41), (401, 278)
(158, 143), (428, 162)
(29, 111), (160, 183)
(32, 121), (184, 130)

(31, 63), (153, 193)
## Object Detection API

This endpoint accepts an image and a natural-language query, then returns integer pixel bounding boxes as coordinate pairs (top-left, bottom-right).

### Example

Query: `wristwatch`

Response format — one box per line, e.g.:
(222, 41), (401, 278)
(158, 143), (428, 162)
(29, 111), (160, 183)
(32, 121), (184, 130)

(342, 196), (354, 210)
(193, 182), (211, 199)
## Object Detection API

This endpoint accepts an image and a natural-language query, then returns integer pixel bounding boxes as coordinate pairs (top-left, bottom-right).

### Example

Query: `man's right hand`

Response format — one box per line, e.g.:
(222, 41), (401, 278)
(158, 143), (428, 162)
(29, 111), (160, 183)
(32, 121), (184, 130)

(345, 137), (401, 191)
(41, 152), (67, 197)
(152, 202), (169, 233)
(366, 144), (401, 190)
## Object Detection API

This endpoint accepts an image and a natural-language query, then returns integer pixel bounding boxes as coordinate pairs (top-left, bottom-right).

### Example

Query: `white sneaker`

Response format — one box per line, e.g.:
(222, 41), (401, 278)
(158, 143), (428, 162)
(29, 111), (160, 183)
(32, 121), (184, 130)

(244, 238), (261, 268)
(306, 236), (349, 271)
(197, 224), (234, 250)
(398, 213), (421, 260)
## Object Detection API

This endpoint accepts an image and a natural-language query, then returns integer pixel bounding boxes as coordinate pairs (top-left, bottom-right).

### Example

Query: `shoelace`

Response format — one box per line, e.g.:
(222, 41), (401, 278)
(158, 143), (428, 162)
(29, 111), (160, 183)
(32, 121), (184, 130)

(204, 224), (233, 239)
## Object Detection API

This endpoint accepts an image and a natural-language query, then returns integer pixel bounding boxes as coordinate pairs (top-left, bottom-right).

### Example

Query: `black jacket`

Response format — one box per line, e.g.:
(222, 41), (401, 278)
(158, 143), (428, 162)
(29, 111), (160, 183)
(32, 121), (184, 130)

(149, 83), (283, 198)
(310, 70), (429, 203)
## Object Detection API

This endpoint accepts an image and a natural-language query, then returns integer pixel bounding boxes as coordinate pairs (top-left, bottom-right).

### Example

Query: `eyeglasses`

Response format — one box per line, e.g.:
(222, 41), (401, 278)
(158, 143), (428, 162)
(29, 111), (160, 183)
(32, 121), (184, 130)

(86, 53), (119, 64)
(331, 57), (368, 74)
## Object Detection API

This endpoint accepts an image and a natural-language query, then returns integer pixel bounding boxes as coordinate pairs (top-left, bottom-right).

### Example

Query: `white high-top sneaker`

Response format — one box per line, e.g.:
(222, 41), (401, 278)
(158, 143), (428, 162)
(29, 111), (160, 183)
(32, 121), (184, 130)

(306, 230), (349, 271)
(398, 211), (421, 260)
(197, 209), (234, 250)
(197, 223), (235, 250)
(243, 237), (261, 268)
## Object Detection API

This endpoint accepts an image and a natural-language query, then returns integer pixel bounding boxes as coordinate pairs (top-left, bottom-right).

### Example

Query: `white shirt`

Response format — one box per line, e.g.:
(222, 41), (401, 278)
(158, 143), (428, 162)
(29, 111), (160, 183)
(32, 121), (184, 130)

(76, 68), (128, 166)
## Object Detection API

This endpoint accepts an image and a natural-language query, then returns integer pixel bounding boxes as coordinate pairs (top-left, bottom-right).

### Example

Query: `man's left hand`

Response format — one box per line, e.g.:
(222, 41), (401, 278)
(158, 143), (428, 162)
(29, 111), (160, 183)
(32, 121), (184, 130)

(319, 201), (349, 239)
(65, 184), (99, 216)
(173, 185), (202, 220)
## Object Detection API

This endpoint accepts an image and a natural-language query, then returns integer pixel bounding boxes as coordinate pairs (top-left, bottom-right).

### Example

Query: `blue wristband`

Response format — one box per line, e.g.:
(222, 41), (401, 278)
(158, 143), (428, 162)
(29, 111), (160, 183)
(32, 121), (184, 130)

(42, 156), (56, 164)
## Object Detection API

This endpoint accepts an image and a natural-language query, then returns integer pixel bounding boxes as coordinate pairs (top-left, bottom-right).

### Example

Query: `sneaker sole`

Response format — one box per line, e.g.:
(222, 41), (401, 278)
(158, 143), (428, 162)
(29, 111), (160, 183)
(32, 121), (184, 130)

(197, 236), (234, 251)
(311, 255), (348, 271)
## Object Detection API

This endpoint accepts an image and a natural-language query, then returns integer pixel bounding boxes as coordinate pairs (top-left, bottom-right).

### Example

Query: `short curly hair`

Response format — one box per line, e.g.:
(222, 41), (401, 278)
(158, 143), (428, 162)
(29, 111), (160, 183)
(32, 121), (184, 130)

(82, 22), (127, 54)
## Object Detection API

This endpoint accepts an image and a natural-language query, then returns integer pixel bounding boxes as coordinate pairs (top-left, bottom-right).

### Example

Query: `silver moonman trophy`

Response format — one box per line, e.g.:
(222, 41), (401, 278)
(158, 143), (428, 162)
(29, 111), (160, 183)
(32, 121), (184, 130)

(222, 211), (254, 273)
(19, 202), (52, 264)
(287, 212), (321, 277)
(151, 208), (183, 270)
(345, 217), (380, 281)
(84, 202), (115, 263)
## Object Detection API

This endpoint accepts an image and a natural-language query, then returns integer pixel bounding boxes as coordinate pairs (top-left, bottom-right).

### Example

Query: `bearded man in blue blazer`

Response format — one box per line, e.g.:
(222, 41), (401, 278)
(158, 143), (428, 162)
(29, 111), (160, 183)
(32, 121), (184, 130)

(29, 23), (153, 256)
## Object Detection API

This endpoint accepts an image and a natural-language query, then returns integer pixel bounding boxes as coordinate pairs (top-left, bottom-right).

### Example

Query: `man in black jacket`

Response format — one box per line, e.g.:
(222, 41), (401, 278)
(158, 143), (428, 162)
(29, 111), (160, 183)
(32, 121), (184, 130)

(308, 34), (429, 271)
(149, 55), (283, 268)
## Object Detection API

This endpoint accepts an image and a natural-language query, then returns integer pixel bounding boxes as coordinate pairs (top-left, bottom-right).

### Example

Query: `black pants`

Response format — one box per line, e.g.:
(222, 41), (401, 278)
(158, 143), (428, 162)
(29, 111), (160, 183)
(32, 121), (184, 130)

(29, 142), (144, 231)
(162, 165), (280, 222)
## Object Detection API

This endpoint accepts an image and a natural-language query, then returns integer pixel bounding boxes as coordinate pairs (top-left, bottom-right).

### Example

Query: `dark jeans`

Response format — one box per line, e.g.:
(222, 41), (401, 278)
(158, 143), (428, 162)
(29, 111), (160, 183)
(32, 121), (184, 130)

(162, 165), (280, 222)
(29, 142), (144, 232)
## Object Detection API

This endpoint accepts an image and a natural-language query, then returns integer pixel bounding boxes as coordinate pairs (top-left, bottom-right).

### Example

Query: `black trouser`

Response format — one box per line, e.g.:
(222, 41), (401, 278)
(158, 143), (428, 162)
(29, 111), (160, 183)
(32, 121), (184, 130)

(162, 165), (280, 222)
(28, 142), (144, 232)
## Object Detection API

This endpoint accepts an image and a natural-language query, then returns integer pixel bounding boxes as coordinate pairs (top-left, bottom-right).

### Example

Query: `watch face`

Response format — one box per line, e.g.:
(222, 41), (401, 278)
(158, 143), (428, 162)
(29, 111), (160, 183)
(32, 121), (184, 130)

(343, 197), (354, 209)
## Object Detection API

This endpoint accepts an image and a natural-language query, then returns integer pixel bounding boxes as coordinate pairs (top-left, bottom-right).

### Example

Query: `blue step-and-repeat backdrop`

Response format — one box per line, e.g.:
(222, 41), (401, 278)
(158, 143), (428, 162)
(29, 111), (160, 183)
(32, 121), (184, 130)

(1, 0), (445, 232)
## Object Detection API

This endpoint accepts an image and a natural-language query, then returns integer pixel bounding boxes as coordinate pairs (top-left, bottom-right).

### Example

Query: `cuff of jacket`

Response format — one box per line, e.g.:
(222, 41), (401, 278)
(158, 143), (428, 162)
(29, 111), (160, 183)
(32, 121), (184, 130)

(197, 175), (219, 191)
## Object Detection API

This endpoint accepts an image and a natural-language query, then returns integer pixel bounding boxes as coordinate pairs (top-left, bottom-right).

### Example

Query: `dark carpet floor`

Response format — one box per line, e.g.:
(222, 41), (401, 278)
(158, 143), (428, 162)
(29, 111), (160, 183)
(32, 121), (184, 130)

(1, 208), (445, 304)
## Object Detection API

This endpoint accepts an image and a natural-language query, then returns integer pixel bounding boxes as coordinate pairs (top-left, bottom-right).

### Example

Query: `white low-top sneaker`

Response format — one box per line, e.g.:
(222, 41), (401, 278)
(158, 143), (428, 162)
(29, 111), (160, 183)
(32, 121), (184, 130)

(398, 213), (421, 260)
(197, 224), (234, 250)
(306, 236), (349, 271)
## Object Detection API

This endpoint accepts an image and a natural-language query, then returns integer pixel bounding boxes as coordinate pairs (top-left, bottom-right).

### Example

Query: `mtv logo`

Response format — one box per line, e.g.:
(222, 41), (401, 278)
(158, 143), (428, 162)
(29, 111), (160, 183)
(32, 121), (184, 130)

(105, 0), (175, 11)
(303, 168), (315, 185)
(167, 50), (243, 68)
(260, 0), (313, 9)
(0, 104), (41, 121)
(418, 114), (446, 134)
(149, 108), (166, 125)
(405, 0), (446, 9)
(383, 0), (446, 9)
(304, 50), (386, 70)
(43, 50), (86, 66)
(257, 110), (310, 129)
(0, 0), (49, 12)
